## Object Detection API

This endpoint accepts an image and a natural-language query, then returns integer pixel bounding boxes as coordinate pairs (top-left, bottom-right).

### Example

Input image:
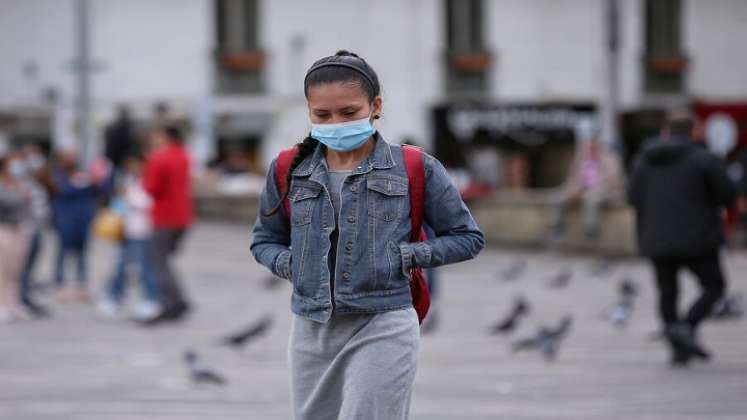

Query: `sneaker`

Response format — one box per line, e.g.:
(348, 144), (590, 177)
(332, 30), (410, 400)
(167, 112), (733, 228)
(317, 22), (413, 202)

(132, 301), (162, 320)
(97, 299), (121, 319)
(22, 301), (51, 319)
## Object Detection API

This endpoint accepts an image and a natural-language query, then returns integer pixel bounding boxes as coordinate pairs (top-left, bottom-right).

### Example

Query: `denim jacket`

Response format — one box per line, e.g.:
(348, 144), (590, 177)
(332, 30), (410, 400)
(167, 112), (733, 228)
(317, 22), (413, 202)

(251, 135), (485, 323)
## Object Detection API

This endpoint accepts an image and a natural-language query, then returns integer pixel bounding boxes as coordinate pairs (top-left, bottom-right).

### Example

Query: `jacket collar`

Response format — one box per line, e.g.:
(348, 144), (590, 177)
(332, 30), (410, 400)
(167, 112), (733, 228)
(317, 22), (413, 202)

(292, 132), (395, 178)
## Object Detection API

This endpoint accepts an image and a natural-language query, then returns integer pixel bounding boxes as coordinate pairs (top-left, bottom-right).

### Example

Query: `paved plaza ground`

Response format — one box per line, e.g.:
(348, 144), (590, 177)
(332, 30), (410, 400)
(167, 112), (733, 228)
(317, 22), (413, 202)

(2, 221), (746, 420)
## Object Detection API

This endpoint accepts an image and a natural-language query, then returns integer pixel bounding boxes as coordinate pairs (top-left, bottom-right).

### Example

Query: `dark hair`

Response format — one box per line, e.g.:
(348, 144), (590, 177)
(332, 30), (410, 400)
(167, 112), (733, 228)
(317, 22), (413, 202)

(265, 50), (381, 217)
(304, 50), (380, 102)
(164, 125), (184, 144)
(665, 109), (695, 138)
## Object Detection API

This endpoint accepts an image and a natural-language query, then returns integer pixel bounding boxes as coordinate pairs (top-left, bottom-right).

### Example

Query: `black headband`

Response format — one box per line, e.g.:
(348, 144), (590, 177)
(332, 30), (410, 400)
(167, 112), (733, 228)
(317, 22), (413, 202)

(304, 62), (378, 93)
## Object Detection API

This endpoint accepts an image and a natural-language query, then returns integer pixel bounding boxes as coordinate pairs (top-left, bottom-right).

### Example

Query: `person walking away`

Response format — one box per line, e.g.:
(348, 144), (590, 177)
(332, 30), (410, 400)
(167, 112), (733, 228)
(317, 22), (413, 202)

(0, 149), (33, 323)
(628, 109), (737, 366)
(251, 51), (485, 419)
(98, 154), (161, 320)
(104, 105), (135, 173)
(140, 126), (194, 325)
(15, 145), (54, 317)
(51, 151), (103, 302)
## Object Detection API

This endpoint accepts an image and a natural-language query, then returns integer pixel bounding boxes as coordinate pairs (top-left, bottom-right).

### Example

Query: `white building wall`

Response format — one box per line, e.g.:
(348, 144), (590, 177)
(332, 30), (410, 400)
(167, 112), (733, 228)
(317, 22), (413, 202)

(684, 0), (747, 100)
(2, 0), (747, 161)
(488, 0), (604, 102)
(0, 0), (211, 108)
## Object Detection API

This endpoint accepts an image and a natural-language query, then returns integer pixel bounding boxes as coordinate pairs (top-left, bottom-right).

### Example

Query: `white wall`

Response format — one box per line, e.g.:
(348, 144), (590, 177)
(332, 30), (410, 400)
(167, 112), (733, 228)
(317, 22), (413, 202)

(685, 0), (747, 100)
(261, 0), (442, 149)
(0, 0), (76, 106)
(488, 0), (604, 102)
(0, 0), (211, 108)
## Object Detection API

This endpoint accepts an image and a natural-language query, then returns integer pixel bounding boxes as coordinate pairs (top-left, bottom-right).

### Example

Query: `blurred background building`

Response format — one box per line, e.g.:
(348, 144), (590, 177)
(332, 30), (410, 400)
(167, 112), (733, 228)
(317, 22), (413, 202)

(1, 0), (747, 188)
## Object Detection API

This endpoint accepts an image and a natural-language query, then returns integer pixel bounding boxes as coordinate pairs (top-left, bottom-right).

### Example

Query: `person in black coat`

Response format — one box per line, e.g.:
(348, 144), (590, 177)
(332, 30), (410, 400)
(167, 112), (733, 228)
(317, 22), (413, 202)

(628, 109), (737, 366)
(104, 105), (135, 171)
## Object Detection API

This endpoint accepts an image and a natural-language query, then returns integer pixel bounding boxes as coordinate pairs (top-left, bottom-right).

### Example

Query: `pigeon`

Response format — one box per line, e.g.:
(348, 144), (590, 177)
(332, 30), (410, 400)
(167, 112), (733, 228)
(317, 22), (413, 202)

(183, 350), (228, 386)
(619, 277), (638, 300)
(547, 269), (573, 289)
(498, 259), (527, 282)
(511, 315), (573, 361)
(711, 293), (744, 321)
(490, 296), (531, 335)
(606, 300), (634, 328)
(605, 278), (638, 328)
(220, 315), (273, 349)
(589, 258), (616, 277)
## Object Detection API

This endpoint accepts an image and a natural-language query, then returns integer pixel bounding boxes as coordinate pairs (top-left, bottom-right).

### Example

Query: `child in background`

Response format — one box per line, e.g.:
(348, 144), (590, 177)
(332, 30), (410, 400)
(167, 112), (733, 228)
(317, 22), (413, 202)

(98, 154), (160, 319)
(51, 151), (103, 302)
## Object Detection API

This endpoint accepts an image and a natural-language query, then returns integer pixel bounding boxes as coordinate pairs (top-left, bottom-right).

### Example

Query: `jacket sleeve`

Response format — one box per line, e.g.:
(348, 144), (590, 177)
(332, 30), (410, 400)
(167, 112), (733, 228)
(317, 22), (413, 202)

(702, 154), (737, 207)
(250, 159), (292, 280)
(400, 154), (485, 270)
(626, 156), (644, 208)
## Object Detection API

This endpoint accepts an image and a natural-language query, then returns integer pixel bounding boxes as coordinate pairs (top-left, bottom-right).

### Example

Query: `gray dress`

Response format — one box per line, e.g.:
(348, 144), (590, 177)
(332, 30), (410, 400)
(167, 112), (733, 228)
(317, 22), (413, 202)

(289, 169), (420, 420)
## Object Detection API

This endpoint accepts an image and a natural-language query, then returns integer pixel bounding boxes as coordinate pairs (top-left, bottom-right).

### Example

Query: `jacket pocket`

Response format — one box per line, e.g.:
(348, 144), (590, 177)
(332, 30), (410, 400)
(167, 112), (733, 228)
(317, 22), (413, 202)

(289, 182), (321, 226)
(366, 177), (408, 222)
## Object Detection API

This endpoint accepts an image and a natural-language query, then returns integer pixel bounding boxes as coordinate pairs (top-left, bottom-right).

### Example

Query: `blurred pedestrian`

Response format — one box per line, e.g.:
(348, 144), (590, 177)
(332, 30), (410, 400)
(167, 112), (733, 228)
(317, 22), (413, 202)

(16, 145), (54, 317)
(98, 153), (161, 320)
(139, 126), (194, 325)
(628, 109), (737, 366)
(549, 136), (623, 241)
(104, 105), (135, 172)
(51, 151), (104, 302)
(0, 148), (32, 323)
(738, 147), (747, 247)
(251, 50), (484, 420)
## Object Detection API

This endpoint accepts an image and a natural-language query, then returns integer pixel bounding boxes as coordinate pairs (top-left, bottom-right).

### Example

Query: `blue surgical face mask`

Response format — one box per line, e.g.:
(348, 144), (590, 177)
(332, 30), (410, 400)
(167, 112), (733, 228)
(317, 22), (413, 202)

(8, 160), (27, 179)
(310, 116), (375, 152)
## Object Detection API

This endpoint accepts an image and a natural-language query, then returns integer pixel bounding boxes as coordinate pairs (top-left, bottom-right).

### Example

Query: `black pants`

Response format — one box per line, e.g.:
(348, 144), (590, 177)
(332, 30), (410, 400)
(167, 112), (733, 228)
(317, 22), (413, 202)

(651, 253), (726, 330)
(152, 228), (188, 310)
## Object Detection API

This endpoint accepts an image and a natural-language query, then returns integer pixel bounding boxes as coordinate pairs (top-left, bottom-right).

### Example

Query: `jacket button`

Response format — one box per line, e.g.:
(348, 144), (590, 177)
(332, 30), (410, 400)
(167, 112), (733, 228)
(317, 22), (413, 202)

(345, 242), (353, 251)
(350, 185), (357, 192)
(343, 272), (350, 279)
(347, 216), (355, 223)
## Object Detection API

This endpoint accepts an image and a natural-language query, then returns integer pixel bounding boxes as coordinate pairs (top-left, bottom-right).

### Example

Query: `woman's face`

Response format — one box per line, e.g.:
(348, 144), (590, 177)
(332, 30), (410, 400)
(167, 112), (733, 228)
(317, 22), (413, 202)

(307, 82), (382, 125)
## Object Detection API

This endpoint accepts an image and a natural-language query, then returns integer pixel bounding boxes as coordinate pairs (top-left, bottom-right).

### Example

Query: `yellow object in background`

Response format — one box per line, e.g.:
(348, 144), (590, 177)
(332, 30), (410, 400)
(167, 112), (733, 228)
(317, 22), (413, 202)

(93, 210), (124, 242)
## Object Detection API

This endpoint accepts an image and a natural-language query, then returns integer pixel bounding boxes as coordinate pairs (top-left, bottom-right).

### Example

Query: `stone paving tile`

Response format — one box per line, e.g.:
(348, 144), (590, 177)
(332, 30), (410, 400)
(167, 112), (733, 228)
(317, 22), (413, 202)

(1, 222), (745, 420)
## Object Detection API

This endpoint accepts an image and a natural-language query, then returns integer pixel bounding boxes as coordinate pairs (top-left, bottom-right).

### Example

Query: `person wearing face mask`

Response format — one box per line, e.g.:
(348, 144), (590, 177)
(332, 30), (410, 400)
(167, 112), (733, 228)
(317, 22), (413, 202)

(50, 151), (103, 303)
(15, 145), (53, 317)
(0, 148), (33, 323)
(251, 51), (485, 420)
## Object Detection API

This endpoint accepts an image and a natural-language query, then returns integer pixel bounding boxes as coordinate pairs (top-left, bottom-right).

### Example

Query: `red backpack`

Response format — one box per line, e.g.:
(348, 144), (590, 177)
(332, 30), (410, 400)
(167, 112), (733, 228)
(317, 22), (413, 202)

(275, 145), (431, 324)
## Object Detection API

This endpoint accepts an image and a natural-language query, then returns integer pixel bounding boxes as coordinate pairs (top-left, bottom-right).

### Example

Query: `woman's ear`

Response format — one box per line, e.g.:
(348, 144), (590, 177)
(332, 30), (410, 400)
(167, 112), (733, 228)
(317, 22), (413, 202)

(371, 96), (383, 120)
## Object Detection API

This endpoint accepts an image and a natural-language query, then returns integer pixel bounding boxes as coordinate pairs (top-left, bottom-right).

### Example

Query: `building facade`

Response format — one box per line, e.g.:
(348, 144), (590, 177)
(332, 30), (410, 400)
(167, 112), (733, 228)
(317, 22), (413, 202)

(1, 0), (746, 183)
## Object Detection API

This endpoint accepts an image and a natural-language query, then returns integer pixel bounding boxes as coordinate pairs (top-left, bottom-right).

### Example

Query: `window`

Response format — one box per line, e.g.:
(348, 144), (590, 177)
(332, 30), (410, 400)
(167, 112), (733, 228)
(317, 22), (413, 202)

(644, 0), (686, 94)
(215, 0), (263, 93)
(444, 0), (490, 97)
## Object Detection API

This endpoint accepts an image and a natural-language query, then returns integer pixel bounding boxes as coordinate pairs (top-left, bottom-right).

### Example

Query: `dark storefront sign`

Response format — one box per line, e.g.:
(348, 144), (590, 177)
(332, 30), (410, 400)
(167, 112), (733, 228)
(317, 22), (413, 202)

(432, 102), (596, 188)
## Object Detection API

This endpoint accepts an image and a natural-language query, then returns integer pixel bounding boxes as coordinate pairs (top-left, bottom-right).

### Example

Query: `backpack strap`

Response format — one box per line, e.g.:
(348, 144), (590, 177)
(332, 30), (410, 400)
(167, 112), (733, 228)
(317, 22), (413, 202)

(275, 146), (299, 218)
(402, 145), (425, 241)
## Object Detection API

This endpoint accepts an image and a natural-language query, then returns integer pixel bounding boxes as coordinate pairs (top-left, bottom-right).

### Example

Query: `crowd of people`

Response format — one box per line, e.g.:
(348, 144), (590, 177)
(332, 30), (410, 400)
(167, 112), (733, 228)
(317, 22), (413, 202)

(0, 112), (194, 326)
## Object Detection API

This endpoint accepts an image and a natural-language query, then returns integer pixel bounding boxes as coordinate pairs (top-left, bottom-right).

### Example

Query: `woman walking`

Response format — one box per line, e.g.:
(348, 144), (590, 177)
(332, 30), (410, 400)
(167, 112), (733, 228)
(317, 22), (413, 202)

(251, 51), (484, 419)
(0, 149), (32, 323)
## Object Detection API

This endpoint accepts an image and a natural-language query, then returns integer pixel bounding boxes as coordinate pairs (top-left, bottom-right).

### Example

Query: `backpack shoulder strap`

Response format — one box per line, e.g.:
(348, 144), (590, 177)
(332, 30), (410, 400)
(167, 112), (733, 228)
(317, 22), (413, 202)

(275, 146), (299, 217)
(402, 145), (426, 241)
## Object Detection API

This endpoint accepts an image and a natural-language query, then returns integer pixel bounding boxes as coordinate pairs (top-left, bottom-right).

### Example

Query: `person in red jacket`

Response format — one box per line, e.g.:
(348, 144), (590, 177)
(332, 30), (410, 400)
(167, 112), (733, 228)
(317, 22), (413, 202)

(141, 126), (194, 324)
